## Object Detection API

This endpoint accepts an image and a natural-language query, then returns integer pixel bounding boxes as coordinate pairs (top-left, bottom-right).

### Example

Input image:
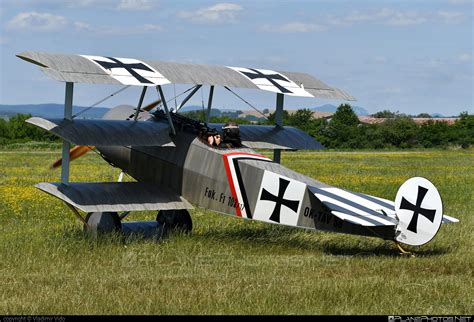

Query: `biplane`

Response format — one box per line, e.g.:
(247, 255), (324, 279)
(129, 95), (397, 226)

(17, 51), (458, 250)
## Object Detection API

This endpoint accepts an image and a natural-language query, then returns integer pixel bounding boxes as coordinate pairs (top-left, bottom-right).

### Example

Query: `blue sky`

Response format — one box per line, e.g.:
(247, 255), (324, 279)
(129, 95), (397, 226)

(0, 0), (472, 115)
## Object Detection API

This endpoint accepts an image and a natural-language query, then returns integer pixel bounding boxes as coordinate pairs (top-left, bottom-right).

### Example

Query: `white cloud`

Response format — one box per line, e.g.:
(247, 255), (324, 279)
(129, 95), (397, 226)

(73, 21), (94, 32)
(117, 0), (154, 11)
(345, 9), (427, 26)
(7, 12), (68, 31)
(178, 3), (242, 24)
(457, 53), (472, 62)
(80, 24), (164, 35)
(142, 24), (163, 32)
(330, 8), (465, 28)
(6, 14), (163, 35)
(261, 22), (326, 33)
(448, 0), (473, 4)
(386, 15), (427, 26)
(94, 23), (163, 34)
(382, 87), (402, 94)
(437, 11), (465, 23)
(374, 56), (387, 63)
(67, 0), (104, 7)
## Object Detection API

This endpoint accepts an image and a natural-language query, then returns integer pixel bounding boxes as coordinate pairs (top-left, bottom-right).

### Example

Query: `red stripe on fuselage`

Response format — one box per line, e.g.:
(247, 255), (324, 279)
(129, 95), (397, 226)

(222, 152), (271, 217)
(222, 153), (242, 217)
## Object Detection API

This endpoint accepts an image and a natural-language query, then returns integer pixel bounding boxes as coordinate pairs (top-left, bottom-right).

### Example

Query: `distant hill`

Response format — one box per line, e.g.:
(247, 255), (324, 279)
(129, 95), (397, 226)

(0, 103), (370, 119)
(311, 104), (369, 116)
(0, 104), (109, 119)
(176, 104), (370, 116)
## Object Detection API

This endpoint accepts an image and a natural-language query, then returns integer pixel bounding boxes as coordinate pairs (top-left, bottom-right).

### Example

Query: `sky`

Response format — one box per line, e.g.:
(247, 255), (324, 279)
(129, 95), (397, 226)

(0, 0), (472, 116)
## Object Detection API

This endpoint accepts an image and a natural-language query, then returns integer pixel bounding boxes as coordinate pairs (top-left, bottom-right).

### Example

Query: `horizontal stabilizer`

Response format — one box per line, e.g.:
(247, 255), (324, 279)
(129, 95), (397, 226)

(309, 186), (397, 227)
(36, 182), (193, 213)
(209, 124), (324, 150)
(26, 117), (175, 147)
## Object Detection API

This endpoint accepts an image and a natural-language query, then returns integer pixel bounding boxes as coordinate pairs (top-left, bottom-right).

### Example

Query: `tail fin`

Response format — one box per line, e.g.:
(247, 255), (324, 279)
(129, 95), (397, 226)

(394, 177), (444, 246)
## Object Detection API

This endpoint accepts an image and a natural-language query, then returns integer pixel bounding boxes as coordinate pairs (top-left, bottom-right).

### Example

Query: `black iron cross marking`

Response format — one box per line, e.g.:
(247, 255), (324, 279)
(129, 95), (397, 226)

(400, 185), (436, 233)
(260, 177), (300, 223)
(93, 57), (154, 84)
(240, 68), (293, 94)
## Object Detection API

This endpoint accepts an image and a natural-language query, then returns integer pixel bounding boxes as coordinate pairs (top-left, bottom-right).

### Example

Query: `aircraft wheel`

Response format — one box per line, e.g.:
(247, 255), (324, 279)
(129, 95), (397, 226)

(84, 212), (122, 237)
(156, 209), (192, 234)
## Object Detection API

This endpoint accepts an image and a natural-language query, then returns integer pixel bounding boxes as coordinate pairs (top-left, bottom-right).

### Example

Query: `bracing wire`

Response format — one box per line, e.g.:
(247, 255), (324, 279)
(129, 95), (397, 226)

(173, 84), (177, 111)
(72, 84), (204, 118)
(223, 86), (270, 122)
(200, 86), (206, 120)
(164, 85), (198, 110)
(72, 85), (131, 119)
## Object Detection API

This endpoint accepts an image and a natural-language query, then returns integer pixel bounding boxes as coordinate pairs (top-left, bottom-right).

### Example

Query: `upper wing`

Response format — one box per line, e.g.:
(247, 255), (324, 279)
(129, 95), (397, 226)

(17, 51), (354, 100)
(209, 124), (324, 150)
(26, 117), (175, 146)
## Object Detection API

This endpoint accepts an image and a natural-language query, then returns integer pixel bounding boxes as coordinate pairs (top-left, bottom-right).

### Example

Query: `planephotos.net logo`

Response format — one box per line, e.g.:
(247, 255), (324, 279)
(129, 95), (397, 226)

(388, 316), (472, 322)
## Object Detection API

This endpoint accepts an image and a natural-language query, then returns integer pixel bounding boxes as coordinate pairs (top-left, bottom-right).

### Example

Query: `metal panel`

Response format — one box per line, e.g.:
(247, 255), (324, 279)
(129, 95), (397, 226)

(26, 117), (175, 147)
(36, 182), (193, 213)
(209, 124), (324, 150)
(17, 51), (354, 100)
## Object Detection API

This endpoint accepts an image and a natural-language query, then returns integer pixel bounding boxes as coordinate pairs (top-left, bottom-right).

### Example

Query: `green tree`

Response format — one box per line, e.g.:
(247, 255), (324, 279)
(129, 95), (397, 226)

(267, 110), (290, 125)
(331, 104), (359, 127)
(287, 109), (314, 127)
(417, 113), (432, 118)
(320, 104), (361, 148)
(453, 112), (474, 148)
(372, 110), (396, 118)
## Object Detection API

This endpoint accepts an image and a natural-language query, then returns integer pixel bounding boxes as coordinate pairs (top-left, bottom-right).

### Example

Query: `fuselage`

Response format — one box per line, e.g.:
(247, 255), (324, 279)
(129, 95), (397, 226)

(98, 105), (396, 240)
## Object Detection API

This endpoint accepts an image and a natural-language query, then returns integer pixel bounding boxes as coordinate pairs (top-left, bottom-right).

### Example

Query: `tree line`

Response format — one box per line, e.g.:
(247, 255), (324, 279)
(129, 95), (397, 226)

(0, 114), (59, 144)
(1, 105), (473, 149)
(264, 104), (473, 149)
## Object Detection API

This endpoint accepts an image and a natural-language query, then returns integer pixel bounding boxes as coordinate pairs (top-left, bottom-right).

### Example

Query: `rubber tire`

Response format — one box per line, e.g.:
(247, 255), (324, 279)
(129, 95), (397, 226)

(84, 212), (122, 237)
(156, 209), (192, 234)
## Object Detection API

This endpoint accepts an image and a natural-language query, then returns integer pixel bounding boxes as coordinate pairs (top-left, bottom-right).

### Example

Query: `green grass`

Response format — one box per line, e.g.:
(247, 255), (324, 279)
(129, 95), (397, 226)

(0, 149), (472, 314)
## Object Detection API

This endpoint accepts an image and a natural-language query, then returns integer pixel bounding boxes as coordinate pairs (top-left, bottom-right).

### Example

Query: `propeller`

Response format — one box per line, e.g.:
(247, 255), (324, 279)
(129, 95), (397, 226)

(141, 98), (162, 112)
(51, 145), (94, 169)
(50, 99), (162, 169)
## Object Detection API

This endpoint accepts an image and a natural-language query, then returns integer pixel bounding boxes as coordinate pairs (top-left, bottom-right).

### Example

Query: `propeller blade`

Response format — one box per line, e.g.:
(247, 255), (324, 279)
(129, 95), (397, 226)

(51, 145), (94, 169)
(142, 99), (162, 112)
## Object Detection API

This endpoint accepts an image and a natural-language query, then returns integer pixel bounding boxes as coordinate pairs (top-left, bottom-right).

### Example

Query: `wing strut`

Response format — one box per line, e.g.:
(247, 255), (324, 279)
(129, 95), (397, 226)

(176, 85), (202, 112)
(273, 93), (284, 164)
(133, 86), (147, 121)
(61, 82), (73, 183)
(206, 85), (214, 123)
(156, 85), (176, 135)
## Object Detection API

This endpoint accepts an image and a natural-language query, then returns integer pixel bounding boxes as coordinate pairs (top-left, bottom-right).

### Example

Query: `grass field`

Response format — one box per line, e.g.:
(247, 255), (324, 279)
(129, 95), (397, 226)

(0, 148), (472, 315)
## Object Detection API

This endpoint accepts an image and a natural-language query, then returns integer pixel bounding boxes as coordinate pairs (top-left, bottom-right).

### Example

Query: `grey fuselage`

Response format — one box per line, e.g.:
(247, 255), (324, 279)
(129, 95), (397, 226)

(98, 105), (395, 240)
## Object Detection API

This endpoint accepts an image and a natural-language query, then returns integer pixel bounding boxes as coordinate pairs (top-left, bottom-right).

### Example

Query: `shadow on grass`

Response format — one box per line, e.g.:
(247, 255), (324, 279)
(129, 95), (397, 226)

(196, 225), (452, 257)
(53, 222), (451, 257)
